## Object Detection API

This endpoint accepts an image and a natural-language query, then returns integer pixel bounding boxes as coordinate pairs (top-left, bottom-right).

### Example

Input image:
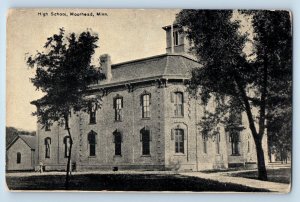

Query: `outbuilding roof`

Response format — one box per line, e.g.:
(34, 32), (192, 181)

(6, 135), (36, 150)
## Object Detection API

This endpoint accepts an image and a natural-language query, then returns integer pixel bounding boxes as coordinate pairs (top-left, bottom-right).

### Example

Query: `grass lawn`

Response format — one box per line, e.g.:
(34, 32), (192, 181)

(229, 168), (291, 184)
(6, 173), (269, 192)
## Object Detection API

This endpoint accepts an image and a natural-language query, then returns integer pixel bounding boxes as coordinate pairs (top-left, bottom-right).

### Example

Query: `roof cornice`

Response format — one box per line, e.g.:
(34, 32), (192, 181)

(89, 75), (191, 90)
(111, 53), (198, 68)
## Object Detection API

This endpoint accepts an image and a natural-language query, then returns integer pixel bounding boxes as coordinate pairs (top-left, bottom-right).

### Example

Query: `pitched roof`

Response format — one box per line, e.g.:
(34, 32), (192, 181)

(19, 135), (36, 150)
(96, 53), (200, 87)
(6, 132), (18, 148)
(7, 135), (36, 150)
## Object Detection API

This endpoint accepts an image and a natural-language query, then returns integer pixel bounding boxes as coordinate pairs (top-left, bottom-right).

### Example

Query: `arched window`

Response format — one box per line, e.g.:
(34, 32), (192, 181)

(171, 92), (184, 117)
(88, 131), (97, 156)
(17, 152), (21, 164)
(89, 102), (97, 124)
(229, 131), (240, 155)
(44, 137), (51, 158)
(247, 140), (250, 153)
(215, 133), (221, 154)
(141, 93), (151, 118)
(113, 130), (122, 156)
(140, 127), (151, 155)
(175, 129), (184, 153)
(113, 95), (123, 121)
(45, 122), (51, 131)
(202, 134), (208, 154)
(63, 136), (72, 158)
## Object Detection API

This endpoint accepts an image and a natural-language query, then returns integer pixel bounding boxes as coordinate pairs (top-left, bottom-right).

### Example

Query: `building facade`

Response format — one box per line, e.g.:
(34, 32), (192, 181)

(34, 24), (268, 172)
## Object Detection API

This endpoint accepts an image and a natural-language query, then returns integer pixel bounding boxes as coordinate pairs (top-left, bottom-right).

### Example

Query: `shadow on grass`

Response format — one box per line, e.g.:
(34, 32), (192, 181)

(201, 168), (243, 174)
(6, 173), (269, 192)
(229, 168), (291, 184)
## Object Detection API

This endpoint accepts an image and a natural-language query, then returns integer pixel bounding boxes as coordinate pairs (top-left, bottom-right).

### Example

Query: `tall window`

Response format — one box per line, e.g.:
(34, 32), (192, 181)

(44, 137), (51, 158)
(202, 134), (207, 154)
(64, 121), (68, 130)
(230, 131), (240, 155)
(113, 131), (122, 156)
(140, 127), (151, 155)
(90, 111), (96, 124)
(173, 92), (184, 117)
(89, 103), (97, 124)
(173, 30), (179, 46)
(17, 152), (21, 164)
(45, 123), (51, 131)
(142, 94), (150, 118)
(64, 112), (72, 129)
(247, 141), (250, 153)
(63, 136), (72, 158)
(175, 129), (184, 153)
(215, 133), (221, 154)
(88, 131), (97, 157)
(114, 96), (123, 121)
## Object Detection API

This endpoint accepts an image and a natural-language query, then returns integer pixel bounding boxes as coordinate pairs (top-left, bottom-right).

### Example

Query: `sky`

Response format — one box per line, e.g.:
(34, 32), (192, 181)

(5, 9), (261, 132)
(6, 9), (179, 131)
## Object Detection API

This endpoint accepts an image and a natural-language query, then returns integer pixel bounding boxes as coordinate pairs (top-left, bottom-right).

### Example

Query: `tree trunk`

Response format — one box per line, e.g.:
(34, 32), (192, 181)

(64, 116), (73, 190)
(254, 137), (268, 181)
(233, 74), (268, 181)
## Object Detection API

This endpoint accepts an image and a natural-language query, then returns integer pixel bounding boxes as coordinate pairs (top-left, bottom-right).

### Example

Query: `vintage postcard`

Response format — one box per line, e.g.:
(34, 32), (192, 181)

(6, 9), (292, 192)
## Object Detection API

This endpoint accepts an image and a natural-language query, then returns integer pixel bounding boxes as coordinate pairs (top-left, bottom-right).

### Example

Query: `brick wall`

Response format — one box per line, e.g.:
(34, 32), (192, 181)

(35, 80), (268, 171)
(75, 83), (165, 171)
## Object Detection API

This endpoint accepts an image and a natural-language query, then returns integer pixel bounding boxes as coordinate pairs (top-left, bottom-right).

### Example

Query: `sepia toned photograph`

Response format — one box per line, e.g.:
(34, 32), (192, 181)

(6, 9), (292, 192)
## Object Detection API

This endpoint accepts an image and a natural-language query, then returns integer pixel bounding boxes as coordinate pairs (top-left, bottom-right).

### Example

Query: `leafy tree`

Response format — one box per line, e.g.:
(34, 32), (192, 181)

(27, 28), (105, 188)
(248, 10), (292, 163)
(267, 106), (292, 162)
(176, 10), (292, 180)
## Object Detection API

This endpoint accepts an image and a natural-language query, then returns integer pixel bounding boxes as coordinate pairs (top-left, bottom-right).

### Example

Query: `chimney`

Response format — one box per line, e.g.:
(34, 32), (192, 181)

(100, 54), (112, 81)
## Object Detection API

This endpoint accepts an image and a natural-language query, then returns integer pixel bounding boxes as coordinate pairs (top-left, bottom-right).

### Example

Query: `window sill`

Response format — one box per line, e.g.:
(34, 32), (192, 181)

(88, 156), (96, 158)
(230, 154), (241, 156)
(167, 44), (183, 48)
(89, 123), (96, 125)
(114, 120), (123, 123)
(141, 117), (151, 120)
(172, 116), (184, 118)
(114, 155), (122, 158)
(141, 155), (151, 157)
(174, 153), (185, 156)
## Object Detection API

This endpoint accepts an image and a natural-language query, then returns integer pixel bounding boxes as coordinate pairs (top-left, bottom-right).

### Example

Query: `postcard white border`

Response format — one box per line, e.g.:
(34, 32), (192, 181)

(0, 0), (299, 202)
